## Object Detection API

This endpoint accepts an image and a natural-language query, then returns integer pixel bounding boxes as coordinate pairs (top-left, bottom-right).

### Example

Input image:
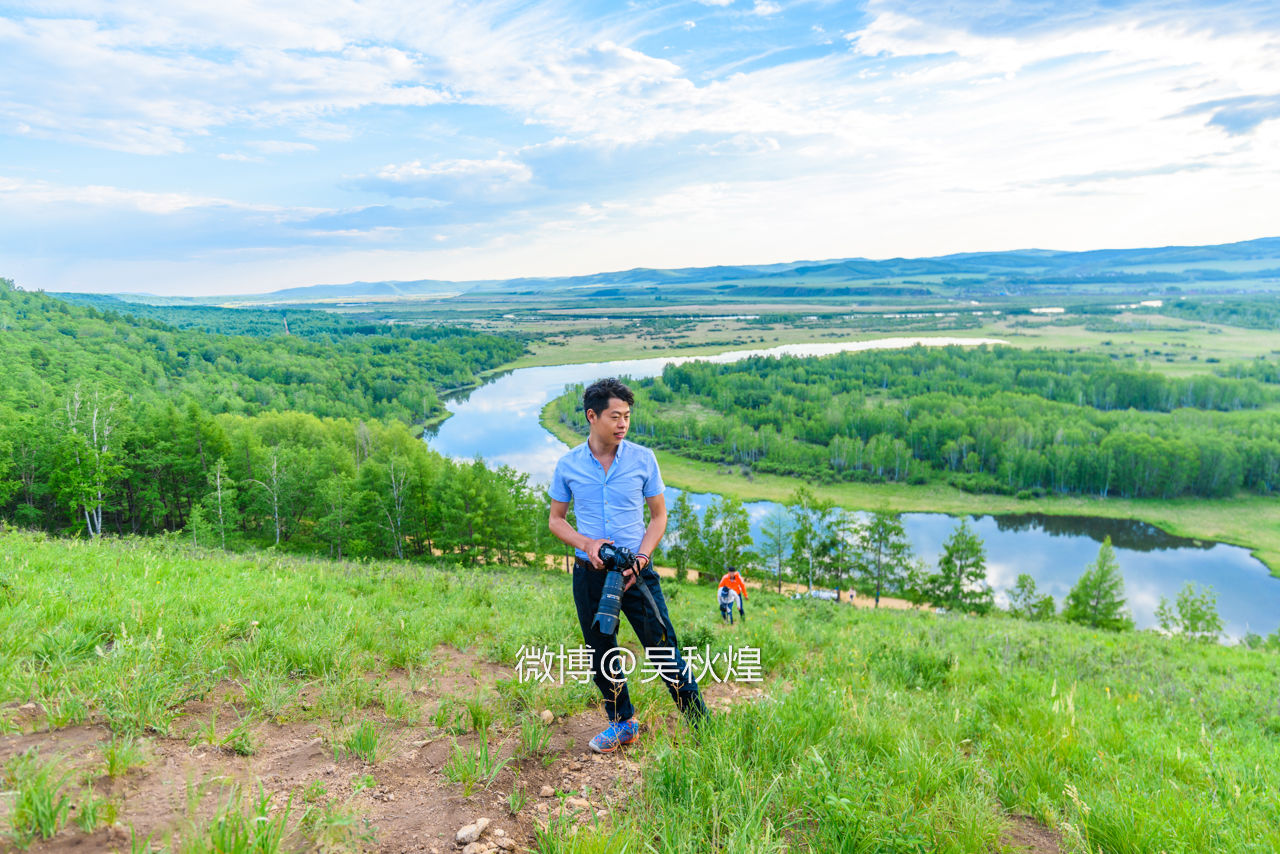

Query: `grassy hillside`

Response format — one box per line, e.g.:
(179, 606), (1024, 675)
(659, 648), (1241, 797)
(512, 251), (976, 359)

(2, 532), (1278, 852)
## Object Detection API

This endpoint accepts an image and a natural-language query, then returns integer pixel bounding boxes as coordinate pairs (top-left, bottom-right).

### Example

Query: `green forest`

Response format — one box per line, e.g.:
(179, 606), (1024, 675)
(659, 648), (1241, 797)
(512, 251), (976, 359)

(546, 345), (1280, 500)
(0, 281), (558, 560)
(52, 292), (490, 341)
(1, 281), (522, 424)
(1161, 297), (1280, 331)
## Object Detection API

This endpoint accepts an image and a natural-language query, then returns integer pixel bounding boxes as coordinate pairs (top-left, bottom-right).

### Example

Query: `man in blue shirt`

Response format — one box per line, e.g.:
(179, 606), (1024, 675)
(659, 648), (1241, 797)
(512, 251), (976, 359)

(549, 378), (707, 752)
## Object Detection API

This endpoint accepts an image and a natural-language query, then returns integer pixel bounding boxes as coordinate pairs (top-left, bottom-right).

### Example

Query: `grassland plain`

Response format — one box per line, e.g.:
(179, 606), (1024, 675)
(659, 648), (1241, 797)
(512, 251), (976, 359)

(487, 312), (1280, 374)
(540, 408), (1280, 579)
(2, 531), (1279, 853)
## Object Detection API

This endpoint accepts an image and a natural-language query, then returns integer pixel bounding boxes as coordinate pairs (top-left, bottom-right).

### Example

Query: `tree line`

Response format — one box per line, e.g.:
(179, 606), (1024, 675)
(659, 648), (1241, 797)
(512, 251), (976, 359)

(1161, 296), (1280, 332)
(544, 345), (1280, 499)
(53, 291), (520, 342)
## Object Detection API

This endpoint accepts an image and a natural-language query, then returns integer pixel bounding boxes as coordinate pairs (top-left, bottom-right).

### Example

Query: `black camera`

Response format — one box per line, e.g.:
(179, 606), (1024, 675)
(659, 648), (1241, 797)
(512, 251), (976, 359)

(598, 542), (637, 573)
(591, 543), (637, 635)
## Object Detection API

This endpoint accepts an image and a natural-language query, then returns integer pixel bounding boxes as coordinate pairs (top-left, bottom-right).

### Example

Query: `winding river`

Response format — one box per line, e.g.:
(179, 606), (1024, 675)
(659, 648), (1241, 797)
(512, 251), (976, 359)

(425, 338), (1280, 639)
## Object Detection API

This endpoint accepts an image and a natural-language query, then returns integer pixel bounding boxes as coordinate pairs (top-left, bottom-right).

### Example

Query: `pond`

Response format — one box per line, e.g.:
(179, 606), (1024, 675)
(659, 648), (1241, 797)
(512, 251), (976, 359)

(425, 338), (1280, 639)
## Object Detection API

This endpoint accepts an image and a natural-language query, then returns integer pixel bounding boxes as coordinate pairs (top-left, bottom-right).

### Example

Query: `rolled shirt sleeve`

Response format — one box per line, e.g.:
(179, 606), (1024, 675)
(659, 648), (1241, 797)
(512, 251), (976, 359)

(642, 447), (665, 498)
(549, 457), (572, 503)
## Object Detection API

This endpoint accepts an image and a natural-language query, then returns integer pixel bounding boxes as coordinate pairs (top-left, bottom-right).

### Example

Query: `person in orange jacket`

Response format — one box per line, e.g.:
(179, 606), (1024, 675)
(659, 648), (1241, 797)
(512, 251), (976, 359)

(718, 566), (747, 621)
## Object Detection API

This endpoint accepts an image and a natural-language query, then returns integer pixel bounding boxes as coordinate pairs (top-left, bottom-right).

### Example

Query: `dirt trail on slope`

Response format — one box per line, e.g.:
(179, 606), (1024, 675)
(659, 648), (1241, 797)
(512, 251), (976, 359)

(0, 648), (762, 854)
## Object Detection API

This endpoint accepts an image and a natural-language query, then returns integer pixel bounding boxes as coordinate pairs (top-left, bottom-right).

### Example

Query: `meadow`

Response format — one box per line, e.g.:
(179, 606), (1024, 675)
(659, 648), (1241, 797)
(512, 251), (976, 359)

(3, 530), (1279, 853)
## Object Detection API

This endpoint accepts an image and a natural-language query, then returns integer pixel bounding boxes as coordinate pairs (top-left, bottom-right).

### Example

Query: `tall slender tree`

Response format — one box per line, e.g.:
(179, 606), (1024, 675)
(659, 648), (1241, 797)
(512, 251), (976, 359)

(788, 487), (836, 593)
(203, 458), (237, 550)
(759, 506), (793, 593)
(1063, 537), (1133, 631)
(664, 490), (697, 582)
(853, 509), (914, 608)
(698, 495), (755, 582)
(918, 519), (992, 613)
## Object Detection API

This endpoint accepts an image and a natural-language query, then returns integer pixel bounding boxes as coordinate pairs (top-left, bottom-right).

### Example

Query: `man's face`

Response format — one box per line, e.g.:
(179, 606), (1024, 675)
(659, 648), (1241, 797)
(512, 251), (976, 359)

(587, 397), (631, 445)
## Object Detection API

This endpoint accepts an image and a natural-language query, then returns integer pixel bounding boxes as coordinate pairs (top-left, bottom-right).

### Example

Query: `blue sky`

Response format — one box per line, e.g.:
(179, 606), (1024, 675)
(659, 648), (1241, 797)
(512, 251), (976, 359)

(1, 0), (1278, 295)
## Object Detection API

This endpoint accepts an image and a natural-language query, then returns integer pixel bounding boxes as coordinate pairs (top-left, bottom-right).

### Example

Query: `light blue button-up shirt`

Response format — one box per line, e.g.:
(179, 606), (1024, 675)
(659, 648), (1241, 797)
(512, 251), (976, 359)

(549, 439), (665, 559)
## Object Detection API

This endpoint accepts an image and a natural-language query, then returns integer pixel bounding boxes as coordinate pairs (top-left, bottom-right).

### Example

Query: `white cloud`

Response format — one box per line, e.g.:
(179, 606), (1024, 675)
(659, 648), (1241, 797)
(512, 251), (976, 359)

(696, 134), (782, 155)
(368, 156), (534, 200)
(301, 226), (402, 241)
(0, 175), (323, 217)
(246, 140), (318, 154)
(0, 8), (449, 153)
(0, 176), (237, 214)
(5, 0), (1278, 162)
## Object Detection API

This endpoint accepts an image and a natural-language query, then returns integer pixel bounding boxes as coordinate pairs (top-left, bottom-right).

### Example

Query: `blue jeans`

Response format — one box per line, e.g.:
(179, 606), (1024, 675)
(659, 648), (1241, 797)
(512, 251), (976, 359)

(572, 560), (707, 722)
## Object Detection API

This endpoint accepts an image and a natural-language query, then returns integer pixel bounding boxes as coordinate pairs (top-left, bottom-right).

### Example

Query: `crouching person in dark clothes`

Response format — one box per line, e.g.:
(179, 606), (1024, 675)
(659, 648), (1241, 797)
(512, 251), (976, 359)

(548, 378), (708, 753)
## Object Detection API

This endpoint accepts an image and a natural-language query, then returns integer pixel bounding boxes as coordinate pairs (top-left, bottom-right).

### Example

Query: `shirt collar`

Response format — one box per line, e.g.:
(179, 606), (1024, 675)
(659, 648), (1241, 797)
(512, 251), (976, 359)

(582, 438), (627, 459)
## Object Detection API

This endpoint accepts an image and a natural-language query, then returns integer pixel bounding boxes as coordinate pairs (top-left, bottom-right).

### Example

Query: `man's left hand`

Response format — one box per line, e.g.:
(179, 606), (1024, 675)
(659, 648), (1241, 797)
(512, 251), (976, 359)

(622, 554), (650, 592)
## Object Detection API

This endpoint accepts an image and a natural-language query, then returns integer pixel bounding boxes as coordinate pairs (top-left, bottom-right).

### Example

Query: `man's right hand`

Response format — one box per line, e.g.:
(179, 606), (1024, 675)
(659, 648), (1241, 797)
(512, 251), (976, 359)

(585, 538), (614, 570)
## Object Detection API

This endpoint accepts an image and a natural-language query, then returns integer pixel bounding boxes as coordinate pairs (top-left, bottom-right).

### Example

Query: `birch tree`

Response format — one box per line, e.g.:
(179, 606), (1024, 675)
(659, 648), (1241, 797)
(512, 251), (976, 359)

(379, 456), (409, 559)
(852, 509), (914, 608)
(249, 449), (286, 546)
(759, 506), (793, 593)
(59, 387), (121, 538)
(204, 458), (237, 550)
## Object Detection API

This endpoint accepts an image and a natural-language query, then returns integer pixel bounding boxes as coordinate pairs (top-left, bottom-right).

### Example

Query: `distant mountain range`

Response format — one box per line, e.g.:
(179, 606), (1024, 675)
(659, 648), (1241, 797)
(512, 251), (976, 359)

(73, 236), (1280, 305)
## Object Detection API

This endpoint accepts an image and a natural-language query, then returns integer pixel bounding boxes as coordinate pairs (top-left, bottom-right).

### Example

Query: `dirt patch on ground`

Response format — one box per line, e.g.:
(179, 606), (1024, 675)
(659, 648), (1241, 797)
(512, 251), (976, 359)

(0, 649), (764, 853)
(999, 813), (1063, 854)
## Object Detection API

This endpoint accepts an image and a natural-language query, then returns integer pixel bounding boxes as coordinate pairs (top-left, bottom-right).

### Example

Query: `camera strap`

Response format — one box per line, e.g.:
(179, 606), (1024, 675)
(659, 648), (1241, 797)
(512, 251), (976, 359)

(634, 579), (670, 647)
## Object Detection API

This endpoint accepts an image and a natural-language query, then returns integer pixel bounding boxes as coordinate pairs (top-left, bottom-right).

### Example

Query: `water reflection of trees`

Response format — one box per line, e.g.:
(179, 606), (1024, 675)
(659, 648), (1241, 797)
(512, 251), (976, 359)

(986, 514), (1211, 552)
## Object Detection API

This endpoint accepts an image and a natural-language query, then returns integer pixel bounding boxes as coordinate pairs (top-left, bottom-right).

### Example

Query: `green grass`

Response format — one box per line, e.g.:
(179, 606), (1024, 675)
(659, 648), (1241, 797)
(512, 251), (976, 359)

(4, 749), (74, 848)
(102, 735), (147, 777)
(240, 669), (302, 721)
(379, 687), (423, 726)
(443, 738), (509, 796)
(179, 785), (292, 854)
(337, 720), (385, 764)
(3, 530), (1279, 851)
(518, 714), (552, 759)
(508, 782), (529, 816)
(463, 693), (495, 734)
(73, 789), (115, 834)
(581, 606), (1280, 852)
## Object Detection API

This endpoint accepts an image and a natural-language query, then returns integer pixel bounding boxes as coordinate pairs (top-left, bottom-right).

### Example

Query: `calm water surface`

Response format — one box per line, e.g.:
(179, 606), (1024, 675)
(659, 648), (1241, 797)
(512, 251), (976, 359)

(426, 338), (1280, 638)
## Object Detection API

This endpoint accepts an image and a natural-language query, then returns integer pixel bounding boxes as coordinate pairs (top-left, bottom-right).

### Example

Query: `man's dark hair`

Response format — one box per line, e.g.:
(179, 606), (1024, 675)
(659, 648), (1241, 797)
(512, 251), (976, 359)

(583, 377), (634, 418)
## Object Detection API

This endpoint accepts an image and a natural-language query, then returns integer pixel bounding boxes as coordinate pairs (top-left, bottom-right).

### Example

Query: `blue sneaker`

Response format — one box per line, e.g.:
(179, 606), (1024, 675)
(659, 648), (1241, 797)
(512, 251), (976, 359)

(589, 719), (638, 753)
